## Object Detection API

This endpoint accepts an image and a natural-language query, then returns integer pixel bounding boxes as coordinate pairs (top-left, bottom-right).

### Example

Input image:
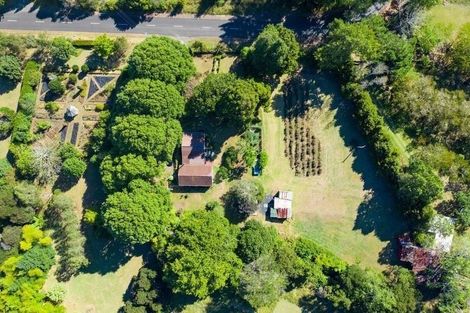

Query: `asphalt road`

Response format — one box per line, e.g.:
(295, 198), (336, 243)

(0, 3), (266, 40)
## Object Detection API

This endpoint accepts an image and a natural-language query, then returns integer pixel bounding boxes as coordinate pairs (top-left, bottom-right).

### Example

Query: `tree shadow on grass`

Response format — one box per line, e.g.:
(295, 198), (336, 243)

(81, 163), (106, 211)
(81, 225), (150, 275)
(205, 290), (253, 313)
(318, 71), (409, 263)
(77, 163), (145, 275)
(298, 294), (342, 313)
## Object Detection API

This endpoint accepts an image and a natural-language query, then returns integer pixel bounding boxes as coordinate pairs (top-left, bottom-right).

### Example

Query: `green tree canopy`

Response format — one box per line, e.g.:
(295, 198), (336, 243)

(455, 191), (470, 231)
(328, 265), (397, 313)
(187, 73), (271, 128)
(122, 267), (162, 313)
(117, 0), (157, 11)
(103, 179), (175, 244)
(237, 220), (278, 263)
(398, 158), (444, 219)
(115, 78), (184, 118)
(49, 37), (77, 68)
(450, 23), (470, 80)
(61, 157), (86, 179)
(385, 267), (420, 313)
(162, 210), (241, 298)
(437, 246), (470, 313)
(237, 256), (287, 309)
(223, 180), (264, 219)
(0, 55), (22, 83)
(93, 34), (115, 60)
(127, 36), (195, 90)
(316, 16), (413, 80)
(247, 24), (300, 77)
(100, 153), (163, 193)
(111, 115), (182, 162)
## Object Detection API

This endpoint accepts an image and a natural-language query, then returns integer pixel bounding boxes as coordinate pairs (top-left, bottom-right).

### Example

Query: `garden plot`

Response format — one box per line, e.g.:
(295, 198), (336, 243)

(283, 76), (323, 176)
(86, 74), (118, 103)
(33, 73), (114, 149)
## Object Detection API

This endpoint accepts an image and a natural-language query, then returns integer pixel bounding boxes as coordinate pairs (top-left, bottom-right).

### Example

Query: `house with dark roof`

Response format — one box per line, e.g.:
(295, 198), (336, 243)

(398, 234), (441, 284)
(178, 132), (213, 187)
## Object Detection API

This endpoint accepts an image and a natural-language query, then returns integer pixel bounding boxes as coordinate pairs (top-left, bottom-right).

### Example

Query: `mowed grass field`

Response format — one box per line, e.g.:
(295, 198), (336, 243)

(44, 256), (143, 313)
(258, 72), (407, 268)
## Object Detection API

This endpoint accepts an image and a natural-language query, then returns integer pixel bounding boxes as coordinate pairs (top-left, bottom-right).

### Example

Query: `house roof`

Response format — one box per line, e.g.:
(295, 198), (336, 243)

(270, 192), (293, 219)
(398, 234), (441, 283)
(274, 197), (292, 210)
(178, 164), (213, 187)
(182, 132), (206, 165)
(278, 191), (293, 201)
(178, 132), (213, 187)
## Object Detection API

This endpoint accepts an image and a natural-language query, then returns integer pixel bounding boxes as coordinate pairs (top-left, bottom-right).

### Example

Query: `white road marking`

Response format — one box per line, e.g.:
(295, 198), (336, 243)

(147, 24), (156, 27)
(201, 26), (212, 29)
(90, 22), (100, 25)
(174, 25), (184, 28)
(6, 19), (17, 22)
(35, 20), (45, 23)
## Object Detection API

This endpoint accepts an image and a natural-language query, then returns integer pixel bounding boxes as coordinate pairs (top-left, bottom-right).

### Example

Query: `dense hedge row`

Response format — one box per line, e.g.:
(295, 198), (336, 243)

(11, 60), (41, 145)
(71, 39), (96, 49)
(343, 83), (403, 181)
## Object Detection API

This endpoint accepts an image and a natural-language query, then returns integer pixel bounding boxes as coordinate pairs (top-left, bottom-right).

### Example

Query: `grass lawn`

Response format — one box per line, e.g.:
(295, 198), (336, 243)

(44, 255), (143, 313)
(423, 3), (470, 38)
(0, 80), (21, 158)
(45, 165), (145, 313)
(174, 71), (407, 269)
(258, 72), (407, 269)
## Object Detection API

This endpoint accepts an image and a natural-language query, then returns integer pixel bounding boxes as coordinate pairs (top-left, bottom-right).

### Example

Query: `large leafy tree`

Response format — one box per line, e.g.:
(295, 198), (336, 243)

(103, 179), (175, 244)
(127, 36), (195, 90)
(436, 246), (470, 313)
(316, 16), (413, 80)
(0, 55), (22, 83)
(99, 153), (163, 193)
(93, 34), (115, 60)
(61, 157), (86, 179)
(223, 180), (264, 219)
(187, 73), (271, 128)
(122, 267), (162, 313)
(162, 210), (241, 298)
(385, 267), (420, 313)
(247, 24), (300, 77)
(237, 256), (287, 309)
(48, 37), (77, 68)
(115, 79), (184, 118)
(328, 265), (397, 313)
(398, 158), (444, 218)
(237, 220), (278, 263)
(111, 115), (182, 162)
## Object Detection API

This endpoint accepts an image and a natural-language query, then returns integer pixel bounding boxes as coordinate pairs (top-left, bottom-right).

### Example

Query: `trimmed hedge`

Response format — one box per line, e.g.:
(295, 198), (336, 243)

(11, 60), (41, 145)
(343, 83), (402, 181)
(72, 39), (96, 49)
